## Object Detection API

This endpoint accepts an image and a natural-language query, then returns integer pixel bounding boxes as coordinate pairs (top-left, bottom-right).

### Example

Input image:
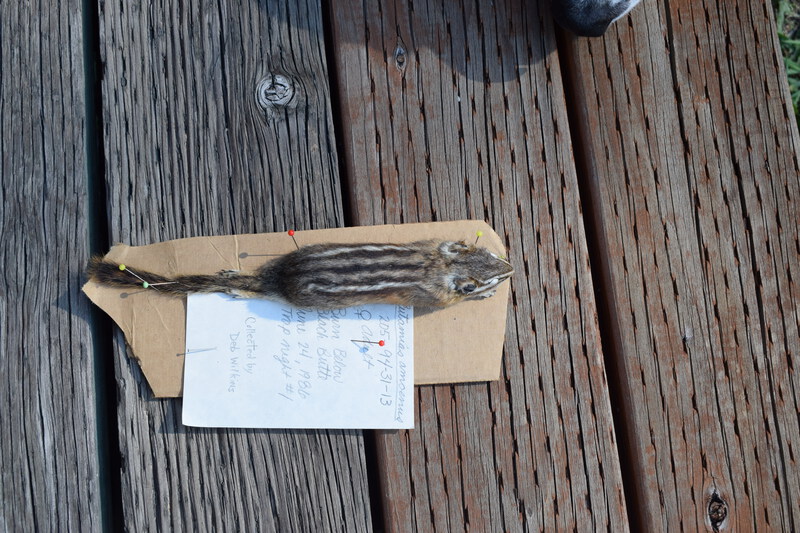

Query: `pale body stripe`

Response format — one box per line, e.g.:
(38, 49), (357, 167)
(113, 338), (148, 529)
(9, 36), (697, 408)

(309, 256), (424, 270)
(304, 244), (419, 259)
(310, 272), (425, 285)
(305, 281), (423, 294)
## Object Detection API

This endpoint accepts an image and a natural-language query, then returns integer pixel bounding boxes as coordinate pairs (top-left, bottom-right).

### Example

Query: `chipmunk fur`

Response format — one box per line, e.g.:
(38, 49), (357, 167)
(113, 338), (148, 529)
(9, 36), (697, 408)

(87, 240), (514, 310)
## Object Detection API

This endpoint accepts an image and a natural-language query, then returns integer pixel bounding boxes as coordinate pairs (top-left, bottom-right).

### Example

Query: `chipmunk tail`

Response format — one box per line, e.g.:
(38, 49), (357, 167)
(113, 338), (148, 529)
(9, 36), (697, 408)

(86, 256), (268, 297)
(85, 256), (182, 293)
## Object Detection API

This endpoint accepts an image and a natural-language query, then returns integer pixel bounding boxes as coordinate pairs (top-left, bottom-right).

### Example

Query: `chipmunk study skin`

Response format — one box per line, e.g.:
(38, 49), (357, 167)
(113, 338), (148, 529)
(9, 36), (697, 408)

(87, 240), (514, 310)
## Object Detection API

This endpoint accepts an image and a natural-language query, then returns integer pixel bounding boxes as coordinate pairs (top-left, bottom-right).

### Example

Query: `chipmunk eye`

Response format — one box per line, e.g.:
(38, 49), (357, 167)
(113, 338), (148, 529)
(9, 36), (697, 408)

(461, 283), (476, 294)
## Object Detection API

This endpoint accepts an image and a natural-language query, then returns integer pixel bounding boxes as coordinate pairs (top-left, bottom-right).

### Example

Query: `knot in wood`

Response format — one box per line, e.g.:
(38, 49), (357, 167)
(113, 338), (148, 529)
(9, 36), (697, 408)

(707, 492), (728, 531)
(256, 74), (296, 111)
(394, 45), (407, 72)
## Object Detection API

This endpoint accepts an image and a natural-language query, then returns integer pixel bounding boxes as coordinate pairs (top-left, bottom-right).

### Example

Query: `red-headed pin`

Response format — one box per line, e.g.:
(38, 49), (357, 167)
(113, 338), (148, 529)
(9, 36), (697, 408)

(351, 339), (386, 346)
(288, 229), (299, 249)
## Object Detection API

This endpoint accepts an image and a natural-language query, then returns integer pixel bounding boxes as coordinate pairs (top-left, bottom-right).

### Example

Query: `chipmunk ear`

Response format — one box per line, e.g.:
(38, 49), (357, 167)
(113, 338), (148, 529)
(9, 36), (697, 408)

(440, 241), (471, 257)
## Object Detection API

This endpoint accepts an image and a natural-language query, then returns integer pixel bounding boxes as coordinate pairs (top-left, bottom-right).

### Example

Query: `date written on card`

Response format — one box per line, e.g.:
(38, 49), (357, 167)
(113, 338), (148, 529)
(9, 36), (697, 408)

(182, 293), (414, 429)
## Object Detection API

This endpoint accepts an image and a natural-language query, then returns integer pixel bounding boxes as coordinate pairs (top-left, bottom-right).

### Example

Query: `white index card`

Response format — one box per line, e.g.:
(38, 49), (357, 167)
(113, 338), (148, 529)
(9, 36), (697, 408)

(182, 294), (414, 429)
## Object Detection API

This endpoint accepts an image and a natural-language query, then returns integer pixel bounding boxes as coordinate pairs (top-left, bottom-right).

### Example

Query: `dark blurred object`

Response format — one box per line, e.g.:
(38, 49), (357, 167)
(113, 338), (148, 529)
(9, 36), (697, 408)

(552, 0), (641, 36)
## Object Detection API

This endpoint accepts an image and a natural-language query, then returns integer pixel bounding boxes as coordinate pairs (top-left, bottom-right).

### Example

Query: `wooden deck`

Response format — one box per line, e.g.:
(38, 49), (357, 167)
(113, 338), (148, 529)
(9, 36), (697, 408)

(2, 0), (798, 530)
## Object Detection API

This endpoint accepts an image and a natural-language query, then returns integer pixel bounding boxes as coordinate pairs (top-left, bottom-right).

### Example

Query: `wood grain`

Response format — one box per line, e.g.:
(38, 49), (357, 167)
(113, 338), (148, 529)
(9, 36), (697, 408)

(561, 0), (800, 529)
(0, 1), (104, 530)
(98, 0), (371, 529)
(328, 0), (629, 530)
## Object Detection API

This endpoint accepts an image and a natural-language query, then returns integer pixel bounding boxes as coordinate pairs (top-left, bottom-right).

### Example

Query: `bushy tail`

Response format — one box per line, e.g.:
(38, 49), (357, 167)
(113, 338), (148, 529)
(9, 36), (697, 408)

(85, 257), (261, 296)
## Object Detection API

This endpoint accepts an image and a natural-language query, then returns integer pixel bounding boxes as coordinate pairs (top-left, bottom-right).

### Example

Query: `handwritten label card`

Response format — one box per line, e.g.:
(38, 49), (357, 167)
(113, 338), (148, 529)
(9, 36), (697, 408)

(182, 294), (414, 429)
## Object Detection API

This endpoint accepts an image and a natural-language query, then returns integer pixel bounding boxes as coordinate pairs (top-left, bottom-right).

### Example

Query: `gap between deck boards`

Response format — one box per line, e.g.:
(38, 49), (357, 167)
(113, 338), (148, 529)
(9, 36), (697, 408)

(318, 6), (386, 532)
(81, 0), (123, 529)
(554, 27), (642, 531)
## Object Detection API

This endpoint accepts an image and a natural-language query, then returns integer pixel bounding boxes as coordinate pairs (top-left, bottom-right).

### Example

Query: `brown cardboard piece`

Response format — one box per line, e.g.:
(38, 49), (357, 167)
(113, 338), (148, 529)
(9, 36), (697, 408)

(83, 220), (511, 397)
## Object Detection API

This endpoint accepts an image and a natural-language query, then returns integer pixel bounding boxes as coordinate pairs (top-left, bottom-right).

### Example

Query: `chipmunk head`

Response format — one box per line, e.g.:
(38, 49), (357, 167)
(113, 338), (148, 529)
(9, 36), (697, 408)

(439, 241), (514, 298)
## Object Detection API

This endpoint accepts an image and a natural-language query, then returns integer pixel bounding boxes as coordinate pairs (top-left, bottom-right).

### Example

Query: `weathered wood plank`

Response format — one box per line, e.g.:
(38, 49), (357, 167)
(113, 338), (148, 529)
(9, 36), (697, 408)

(561, 0), (800, 529)
(98, 1), (371, 529)
(0, 1), (104, 531)
(329, 0), (629, 530)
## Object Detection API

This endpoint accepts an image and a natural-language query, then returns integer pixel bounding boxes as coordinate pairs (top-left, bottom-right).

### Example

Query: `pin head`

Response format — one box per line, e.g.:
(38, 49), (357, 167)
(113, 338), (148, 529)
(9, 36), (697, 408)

(288, 230), (295, 236)
(379, 340), (385, 346)
(142, 282), (150, 289)
(119, 264), (126, 271)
